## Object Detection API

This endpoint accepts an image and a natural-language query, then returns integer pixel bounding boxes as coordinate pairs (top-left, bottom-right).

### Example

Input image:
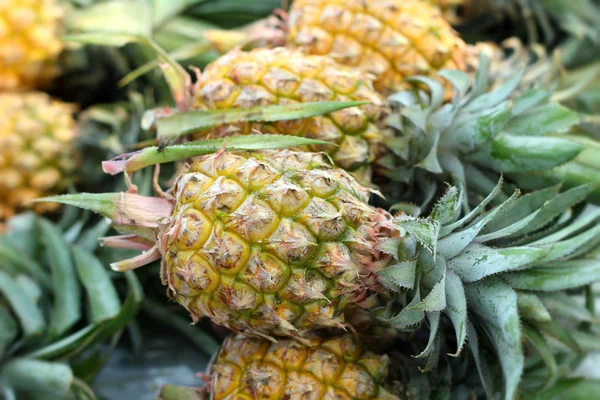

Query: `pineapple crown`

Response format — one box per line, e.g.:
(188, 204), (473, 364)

(378, 178), (600, 399)
(382, 53), (600, 205)
(0, 212), (142, 399)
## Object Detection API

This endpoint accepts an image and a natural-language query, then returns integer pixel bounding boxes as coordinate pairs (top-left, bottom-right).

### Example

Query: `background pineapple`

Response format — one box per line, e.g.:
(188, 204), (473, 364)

(0, 0), (63, 91)
(287, 0), (469, 93)
(0, 92), (78, 222)
(206, 333), (398, 400)
(189, 47), (389, 172)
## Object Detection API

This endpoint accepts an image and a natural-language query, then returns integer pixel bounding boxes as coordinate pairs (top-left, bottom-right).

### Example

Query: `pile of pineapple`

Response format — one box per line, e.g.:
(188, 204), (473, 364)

(1, 0), (600, 399)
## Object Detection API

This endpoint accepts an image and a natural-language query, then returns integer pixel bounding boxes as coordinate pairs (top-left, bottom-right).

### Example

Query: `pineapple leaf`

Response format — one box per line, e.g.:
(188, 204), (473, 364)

(527, 379), (600, 400)
(407, 274), (447, 313)
(529, 205), (600, 246)
(0, 241), (51, 289)
(517, 292), (552, 323)
(102, 135), (331, 174)
(1, 359), (73, 398)
(438, 191), (518, 259)
(507, 184), (595, 240)
(465, 69), (524, 113)
(540, 293), (597, 323)
(488, 134), (583, 173)
(430, 186), (461, 225)
(465, 278), (523, 400)
(449, 243), (548, 283)
(437, 69), (471, 98)
(467, 321), (495, 399)
(156, 101), (368, 140)
(503, 259), (600, 291)
(0, 305), (18, 359)
(481, 185), (561, 234)
(406, 77), (444, 109)
(444, 271), (468, 356)
(72, 246), (121, 323)
(40, 219), (82, 340)
(385, 287), (426, 330)
(522, 324), (559, 394)
(414, 312), (441, 359)
(503, 103), (581, 136)
(0, 272), (45, 340)
(532, 320), (582, 354)
(28, 271), (142, 361)
(440, 176), (504, 236)
(512, 89), (551, 115)
(377, 259), (417, 291)
(396, 217), (440, 255)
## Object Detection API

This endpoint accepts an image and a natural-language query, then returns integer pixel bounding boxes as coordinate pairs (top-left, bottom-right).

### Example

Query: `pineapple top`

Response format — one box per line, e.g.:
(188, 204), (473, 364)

(0, 92), (77, 220)
(191, 47), (389, 171)
(288, 0), (467, 93)
(162, 150), (400, 338)
(211, 333), (398, 400)
(0, 0), (63, 90)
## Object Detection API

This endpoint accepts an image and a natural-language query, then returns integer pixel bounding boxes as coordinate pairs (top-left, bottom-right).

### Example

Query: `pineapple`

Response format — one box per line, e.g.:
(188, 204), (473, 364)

(0, 92), (78, 221)
(287, 0), (469, 93)
(207, 333), (398, 400)
(0, 0), (63, 91)
(42, 148), (600, 398)
(190, 47), (389, 172)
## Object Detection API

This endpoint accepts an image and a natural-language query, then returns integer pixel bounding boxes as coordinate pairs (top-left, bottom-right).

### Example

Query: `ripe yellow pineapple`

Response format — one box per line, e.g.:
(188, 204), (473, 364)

(287, 0), (468, 93)
(190, 47), (389, 172)
(0, 92), (77, 221)
(0, 0), (64, 91)
(162, 150), (397, 338)
(210, 333), (398, 400)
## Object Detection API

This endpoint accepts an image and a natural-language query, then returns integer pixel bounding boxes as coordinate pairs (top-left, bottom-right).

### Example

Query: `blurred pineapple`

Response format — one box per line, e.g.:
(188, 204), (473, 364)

(0, 0), (64, 91)
(0, 92), (77, 221)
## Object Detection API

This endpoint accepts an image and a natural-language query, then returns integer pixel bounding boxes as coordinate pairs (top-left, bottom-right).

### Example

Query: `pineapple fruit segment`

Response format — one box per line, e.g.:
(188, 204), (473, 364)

(210, 333), (398, 400)
(287, 0), (468, 93)
(191, 47), (389, 171)
(0, 0), (63, 90)
(0, 92), (77, 220)
(163, 150), (399, 338)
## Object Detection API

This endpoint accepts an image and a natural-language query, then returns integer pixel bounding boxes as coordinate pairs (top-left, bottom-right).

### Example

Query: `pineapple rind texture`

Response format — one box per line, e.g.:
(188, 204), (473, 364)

(0, 92), (77, 220)
(287, 0), (467, 93)
(0, 0), (63, 90)
(211, 334), (399, 400)
(162, 150), (401, 338)
(192, 47), (389, 171)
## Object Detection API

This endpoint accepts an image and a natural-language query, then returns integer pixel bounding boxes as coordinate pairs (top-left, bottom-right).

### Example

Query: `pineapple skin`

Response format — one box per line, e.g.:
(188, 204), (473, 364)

(191, 47), (389, 171)
(0, 0), (63, 91)
(161, 150), (401, 339)
(0, 92), (77, 220)
(287, 0), (467, 93)
(211, 333), (399, 400)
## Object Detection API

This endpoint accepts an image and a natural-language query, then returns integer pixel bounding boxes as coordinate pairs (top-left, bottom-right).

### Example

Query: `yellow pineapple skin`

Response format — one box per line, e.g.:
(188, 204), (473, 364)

(191, 47), (389, 171)
(287, 0), (467, 93)
(0, 0), (63, 91)
(0, 92), (77, 220)
(211, 334), (399, 400)
(162, 150), (400, 339)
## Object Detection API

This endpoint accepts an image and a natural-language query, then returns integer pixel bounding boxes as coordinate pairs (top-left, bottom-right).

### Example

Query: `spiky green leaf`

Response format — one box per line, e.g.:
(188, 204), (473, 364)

(40, 219), (81, 339)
